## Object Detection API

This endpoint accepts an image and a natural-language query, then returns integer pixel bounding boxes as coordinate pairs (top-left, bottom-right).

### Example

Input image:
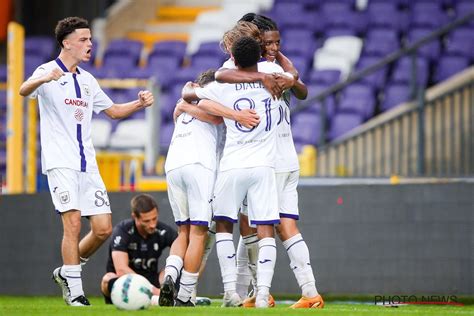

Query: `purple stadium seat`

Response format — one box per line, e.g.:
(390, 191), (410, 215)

(355, 56), (390, 89)
(105, 39), (143, 57)
(190, 55), (222, 71)
(391, 56), (429, 87)
(323, 10), (368, 34)
(272, 2), (305, 15)
(101, 55), (139, 78)
(406, 28), (441, 62)
(328, 112), (364, 140)
(381, 83), (411, 112)
(0, 64), (6, 81)
(433, 55), (470, 83)
(148, 54), (182, 71)
(367, 2), (402, 31)
(193, 42), (225, 57)
(0, 90), (6, 105)
(363, 38), (400, 58)
(273, 11), (322, 34)
(128, 67), (153, 79)
(369, 0), (410, 9)
(285, 55), (310, 80)
(291, 112), (322, 146)
(338, 95), (375, 120)
(160, 122), (175, 150)
(409, 9), (449, 29)
(455, 1), (474, 25)
(168, 67), (201, 89)
(25, 55), (45, 78)
(281, 37), (318, 60)
(307, 69), (341, 85)
(151, 41), (187, 58)
(159, 91), (179, 123)
(321, 2), (352, 15)
(366, 28), (399, 43)
(445, 29), (474, 59)
(25, 36), (56, 61)
(103, 39), (143, 69)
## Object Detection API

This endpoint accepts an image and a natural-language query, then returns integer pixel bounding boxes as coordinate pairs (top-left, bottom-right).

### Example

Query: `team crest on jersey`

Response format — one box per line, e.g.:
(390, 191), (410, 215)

(74, 108), (84, 121)
(82, 84), (90, 96)
(114, 236), (122, 246)
(59, 191), (70, 204)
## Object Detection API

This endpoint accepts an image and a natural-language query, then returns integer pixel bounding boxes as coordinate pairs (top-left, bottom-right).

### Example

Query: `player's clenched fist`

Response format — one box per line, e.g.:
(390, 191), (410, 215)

(138, 90), (154, 107)
(44, 68), (64, 83)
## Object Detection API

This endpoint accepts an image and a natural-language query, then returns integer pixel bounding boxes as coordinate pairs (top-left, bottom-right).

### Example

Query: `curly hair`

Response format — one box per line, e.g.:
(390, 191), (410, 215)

(195, 69), (216, 87)
(232, 36), (261, 69)
(221, 21), (261, 54)
(55, 16), (89, 48)
(239, 13), (278, 32)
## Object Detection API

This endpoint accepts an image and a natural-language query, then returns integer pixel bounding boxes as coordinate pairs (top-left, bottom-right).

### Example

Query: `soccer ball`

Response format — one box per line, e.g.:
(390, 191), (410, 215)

(111, 274), (153, 310)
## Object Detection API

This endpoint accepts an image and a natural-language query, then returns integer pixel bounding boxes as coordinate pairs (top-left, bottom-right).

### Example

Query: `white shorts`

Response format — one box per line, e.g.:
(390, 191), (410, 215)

(240, 170), (300, 220)
(276, 171), (299, 219)
(47, 168), (111, 216)
(213, 167), (279, 225)
(166, 164), (214, 226)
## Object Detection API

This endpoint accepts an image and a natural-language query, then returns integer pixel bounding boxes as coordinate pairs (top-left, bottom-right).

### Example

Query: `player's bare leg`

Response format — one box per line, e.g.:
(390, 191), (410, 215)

(276, 218), (323, 309)
(52, 209), (90, 306)
(78, 214), (112, 260)
(176, 224), (208, 305)
(254, 224), (276, 308)
(159, 225), (188, 306)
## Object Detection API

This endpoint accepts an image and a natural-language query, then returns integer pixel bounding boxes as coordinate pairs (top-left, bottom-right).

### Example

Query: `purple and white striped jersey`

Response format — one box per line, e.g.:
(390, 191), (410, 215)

(28, 58), (113, 174)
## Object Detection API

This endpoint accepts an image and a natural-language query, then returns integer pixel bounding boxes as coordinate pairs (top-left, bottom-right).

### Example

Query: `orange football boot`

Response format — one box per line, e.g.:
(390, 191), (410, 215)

(289, 294), (324, 308)
(242, 294), (275, 308)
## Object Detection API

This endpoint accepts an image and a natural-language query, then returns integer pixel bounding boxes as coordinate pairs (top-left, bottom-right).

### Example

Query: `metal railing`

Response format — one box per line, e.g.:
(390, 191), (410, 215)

(292, 11), (474, 177)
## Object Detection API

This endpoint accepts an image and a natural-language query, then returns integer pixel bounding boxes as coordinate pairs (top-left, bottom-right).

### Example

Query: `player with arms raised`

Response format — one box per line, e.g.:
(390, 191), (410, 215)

(19, 16), (154, 306)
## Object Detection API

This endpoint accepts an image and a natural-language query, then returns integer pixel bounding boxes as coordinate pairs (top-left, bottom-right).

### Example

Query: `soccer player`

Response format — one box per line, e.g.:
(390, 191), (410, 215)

(217, 13), (325, 309)
(215, 18), (294, 307)
(18, 17), (154, 306)
(100, 194), (177, 304)
(185, 36), (283, 308)
(159, 70), (259, 307)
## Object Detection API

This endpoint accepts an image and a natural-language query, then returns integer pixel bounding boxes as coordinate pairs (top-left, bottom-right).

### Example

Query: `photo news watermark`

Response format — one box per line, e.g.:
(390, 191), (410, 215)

(374, 295), (464, 307)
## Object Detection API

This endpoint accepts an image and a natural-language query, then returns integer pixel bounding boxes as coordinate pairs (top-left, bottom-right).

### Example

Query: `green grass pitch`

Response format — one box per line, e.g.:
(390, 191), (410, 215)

(0, 296), (473, 316)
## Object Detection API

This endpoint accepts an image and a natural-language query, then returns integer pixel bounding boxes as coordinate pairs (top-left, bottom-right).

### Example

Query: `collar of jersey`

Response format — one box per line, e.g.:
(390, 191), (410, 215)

(55, 58), (81, 74)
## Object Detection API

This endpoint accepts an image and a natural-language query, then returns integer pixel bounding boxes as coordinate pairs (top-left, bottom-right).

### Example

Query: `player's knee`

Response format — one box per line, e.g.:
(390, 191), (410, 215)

(94, 224), (112, 241)
(101, 273), (117, 295)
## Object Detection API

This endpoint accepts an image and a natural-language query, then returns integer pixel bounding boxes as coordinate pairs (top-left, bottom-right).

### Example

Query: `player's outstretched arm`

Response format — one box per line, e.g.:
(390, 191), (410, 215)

(174, 98), (223, 125)
(215, 68), (282, 100)
(276, 52), (308, 100)
(198, 99), (260, 129)
(111, 251), (136, 276)
(105, 90), (154, 119)
(19, 68), (64, 97)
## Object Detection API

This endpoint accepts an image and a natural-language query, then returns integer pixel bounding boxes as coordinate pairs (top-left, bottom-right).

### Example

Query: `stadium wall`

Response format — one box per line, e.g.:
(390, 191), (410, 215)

(0, 182), (472, 296)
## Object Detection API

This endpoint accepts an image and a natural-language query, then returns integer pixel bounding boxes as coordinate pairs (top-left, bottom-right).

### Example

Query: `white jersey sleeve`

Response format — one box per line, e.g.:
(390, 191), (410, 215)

(27, 64), (49, 99)
(89, 76), (113, 113)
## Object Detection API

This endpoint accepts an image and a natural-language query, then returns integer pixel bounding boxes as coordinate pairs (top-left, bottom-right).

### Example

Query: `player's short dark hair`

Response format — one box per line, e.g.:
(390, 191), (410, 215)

(55, 16), (89, 48)
(195, 69), (216, 87)
(232, 36), (261, 69)
(131, 194), (158, 217)
(239, 13), (278, 32)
